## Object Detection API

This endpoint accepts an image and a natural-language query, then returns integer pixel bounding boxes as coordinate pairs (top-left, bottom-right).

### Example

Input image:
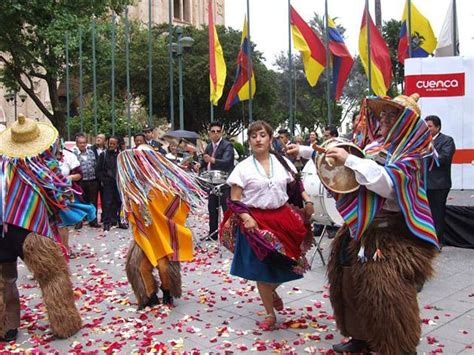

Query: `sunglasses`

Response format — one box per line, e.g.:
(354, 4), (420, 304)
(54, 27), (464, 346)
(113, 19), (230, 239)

(210, 129), (222, 133)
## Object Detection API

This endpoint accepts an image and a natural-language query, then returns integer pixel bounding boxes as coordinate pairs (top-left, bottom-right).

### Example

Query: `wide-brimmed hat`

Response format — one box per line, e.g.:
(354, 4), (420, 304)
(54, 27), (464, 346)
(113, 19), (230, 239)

(366, 93), (421, 119)
(0, 114), (58, 158)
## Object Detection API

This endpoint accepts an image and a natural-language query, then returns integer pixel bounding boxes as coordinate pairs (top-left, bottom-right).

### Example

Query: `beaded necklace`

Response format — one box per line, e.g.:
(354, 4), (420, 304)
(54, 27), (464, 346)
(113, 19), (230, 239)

(252, 154), (273, 179)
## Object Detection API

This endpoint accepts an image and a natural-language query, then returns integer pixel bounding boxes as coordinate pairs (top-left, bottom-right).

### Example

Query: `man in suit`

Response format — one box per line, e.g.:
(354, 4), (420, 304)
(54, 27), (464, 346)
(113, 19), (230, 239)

(425, 115), (456, 245)
(143, 125), (166, 154)
(199, 121), (234, 240)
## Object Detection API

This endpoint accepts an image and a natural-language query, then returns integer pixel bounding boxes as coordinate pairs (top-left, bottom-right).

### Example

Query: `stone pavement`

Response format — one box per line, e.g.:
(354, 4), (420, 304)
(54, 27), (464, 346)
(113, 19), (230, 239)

(1, 213), (473, 354)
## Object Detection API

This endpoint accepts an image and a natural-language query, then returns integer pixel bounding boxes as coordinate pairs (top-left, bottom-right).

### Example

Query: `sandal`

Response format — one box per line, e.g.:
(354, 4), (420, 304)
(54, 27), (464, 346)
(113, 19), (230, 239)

(273, 292), (284, 311)
(258, 314), (276, 331)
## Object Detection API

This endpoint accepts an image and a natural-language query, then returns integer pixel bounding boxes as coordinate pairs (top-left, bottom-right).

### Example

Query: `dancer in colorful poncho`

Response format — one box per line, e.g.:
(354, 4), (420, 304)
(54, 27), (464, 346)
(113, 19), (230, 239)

(290, 94), (439, 353)
(117, 145), (206, 307)
(220, 121), (313, 331)
(0, 115), (81, 342)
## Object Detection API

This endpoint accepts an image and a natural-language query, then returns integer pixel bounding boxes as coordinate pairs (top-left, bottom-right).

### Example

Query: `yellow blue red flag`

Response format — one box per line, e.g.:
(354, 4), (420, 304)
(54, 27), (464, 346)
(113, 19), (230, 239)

(398, 0), (437, 63)
(328, 17), (353, 100)
(224, 17), (256, 111)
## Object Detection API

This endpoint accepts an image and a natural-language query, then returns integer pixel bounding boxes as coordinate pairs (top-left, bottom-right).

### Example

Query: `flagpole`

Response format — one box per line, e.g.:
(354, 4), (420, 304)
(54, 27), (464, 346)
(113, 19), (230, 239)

(365, 0), (372, 95)
(324, 0), (332, 125)
(407, 0), (412, 58)
(453, 0), (458, 56)
(288, 0), (294, 134)
(209, 0), (214, 123)
(168, 0), (174, 129)
(148, 0), (153, 126)
(246, 0), (253, 123)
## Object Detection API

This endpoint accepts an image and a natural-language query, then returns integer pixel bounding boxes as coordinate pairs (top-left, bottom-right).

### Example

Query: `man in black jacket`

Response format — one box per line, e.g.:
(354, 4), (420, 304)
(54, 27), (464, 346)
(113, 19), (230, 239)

(96, 136), (127, 231)
(425, 115), (456, 244)
(143, 125), (166, 154)
(198, 121), (234, 240)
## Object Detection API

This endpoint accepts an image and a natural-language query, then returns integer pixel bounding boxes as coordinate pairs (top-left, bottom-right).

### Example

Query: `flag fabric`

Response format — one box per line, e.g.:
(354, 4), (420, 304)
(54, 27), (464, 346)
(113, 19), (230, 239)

(328, 17), (353, 100)
(435, 0), (458, 57)
(397, 0), (437, 63)
(208, 0), (226, 105)
(359, 6), (392, 97)
(290, 5), (326, 87)
(224, 17), (256, 111)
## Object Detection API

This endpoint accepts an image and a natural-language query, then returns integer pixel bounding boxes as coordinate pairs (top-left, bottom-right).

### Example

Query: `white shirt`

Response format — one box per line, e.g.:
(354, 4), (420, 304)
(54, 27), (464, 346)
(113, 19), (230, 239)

(299, 145), (399, 211)
(227, 155), (295, 209)
(59, 150), (81, 177)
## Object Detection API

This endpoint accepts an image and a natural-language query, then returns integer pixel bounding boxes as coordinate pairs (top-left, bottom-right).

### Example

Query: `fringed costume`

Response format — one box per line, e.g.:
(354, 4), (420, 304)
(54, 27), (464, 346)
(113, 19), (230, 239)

(326, 96), (440, 354)
(0, 115), (81, 342)
(117, 146), (205, 307)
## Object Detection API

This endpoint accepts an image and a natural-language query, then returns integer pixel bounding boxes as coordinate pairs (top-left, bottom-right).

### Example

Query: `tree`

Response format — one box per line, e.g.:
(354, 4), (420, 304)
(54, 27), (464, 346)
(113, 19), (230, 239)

(382, 19), (404, 95)
(0, 0), (131, 135)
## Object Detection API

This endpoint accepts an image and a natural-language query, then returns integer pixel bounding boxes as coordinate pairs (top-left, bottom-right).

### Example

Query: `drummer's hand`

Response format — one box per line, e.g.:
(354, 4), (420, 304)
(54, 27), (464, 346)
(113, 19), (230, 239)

(203, 154), (212, 163)
(285, 144), (300, 157)
(325, 147), (349, 164)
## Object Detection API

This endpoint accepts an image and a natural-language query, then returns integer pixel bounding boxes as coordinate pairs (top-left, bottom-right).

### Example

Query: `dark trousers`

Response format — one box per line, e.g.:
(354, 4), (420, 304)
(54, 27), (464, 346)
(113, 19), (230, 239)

(427, 188), (450, 244)
(102, 180), (121, 226)
(79, 179), (99, 220)
(208, 185), (230, 236)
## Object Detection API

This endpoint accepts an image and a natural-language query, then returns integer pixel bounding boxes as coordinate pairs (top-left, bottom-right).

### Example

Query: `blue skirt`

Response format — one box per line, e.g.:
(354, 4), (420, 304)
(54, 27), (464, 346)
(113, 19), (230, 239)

(58, 201), (96, 227)
(230, 228), (302, 284)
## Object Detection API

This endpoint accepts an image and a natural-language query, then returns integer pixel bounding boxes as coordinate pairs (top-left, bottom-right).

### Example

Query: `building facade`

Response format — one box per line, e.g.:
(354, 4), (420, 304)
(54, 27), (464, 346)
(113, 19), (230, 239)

(0, 0), (225, 127)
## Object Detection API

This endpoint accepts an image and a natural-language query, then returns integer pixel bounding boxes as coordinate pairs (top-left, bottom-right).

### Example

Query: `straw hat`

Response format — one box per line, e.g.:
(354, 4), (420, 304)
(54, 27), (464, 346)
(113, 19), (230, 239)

(0, 114), (58, 158)
(367, 93), (421, 119)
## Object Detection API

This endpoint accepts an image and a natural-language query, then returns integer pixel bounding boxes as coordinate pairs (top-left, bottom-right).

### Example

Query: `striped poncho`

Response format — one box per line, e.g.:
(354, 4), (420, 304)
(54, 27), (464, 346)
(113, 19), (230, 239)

(1, 147), (72, 238)
(336, 97), (439, 249)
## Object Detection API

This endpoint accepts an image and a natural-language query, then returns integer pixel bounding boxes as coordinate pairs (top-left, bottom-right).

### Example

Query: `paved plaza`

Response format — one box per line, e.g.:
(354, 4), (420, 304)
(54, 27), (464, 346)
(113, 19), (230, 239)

(1, 211), (473, 354)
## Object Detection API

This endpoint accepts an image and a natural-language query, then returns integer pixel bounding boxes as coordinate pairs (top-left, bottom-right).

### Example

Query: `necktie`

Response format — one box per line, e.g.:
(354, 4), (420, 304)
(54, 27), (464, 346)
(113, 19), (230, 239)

(208, 143), (218, 171)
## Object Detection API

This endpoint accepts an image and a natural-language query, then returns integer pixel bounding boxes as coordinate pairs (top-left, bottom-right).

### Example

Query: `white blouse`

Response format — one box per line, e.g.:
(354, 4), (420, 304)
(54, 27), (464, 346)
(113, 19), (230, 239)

(227, 154), (296, 209)
(59, 149), (81, 177)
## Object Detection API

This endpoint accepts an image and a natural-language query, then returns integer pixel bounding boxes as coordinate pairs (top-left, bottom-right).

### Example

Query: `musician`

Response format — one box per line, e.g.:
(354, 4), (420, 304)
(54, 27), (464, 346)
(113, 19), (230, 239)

(288, 94), (439, 353)
(197, 121), (234, 240)
(220, 120), (313, 331)
(425, 115), (455, 245)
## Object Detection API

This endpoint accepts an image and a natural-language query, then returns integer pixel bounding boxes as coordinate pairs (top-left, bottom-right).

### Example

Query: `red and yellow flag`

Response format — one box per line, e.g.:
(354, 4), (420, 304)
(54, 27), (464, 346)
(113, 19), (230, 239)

(290, 5), (326, 87)
(209, 0), (226, 105)
(359, 6), (392, 96)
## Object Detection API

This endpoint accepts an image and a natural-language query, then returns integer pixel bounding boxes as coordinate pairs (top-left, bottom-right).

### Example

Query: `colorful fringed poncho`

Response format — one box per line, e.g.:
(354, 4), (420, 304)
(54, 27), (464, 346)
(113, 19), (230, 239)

(116, 148), (207, 265)
(336, 97), (439, 249)
(1, 147), (72, 238)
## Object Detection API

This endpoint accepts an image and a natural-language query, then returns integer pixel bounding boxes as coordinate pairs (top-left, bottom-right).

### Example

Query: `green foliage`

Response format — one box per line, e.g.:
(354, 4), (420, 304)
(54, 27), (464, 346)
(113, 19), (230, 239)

(382, 19), (403, 96)
(0, 0), (132, 135)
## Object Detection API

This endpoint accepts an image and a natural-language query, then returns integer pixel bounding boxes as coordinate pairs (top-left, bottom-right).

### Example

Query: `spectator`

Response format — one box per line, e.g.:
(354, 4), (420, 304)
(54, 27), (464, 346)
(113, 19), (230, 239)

(96, 136), (127, 231)
(134, 133), (146, 148)
(323, 125), (339, 141)
(91, 133), (107, 160)
(73, 133), (100, 228)
(143, 124), (166, 154)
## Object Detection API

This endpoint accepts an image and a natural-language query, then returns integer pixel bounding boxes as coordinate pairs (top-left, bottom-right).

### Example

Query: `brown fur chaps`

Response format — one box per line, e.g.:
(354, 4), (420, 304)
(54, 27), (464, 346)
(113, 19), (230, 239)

(0, 262), (20, 337)
(327, 217), (437, 354)
(22, 233), (82, 338)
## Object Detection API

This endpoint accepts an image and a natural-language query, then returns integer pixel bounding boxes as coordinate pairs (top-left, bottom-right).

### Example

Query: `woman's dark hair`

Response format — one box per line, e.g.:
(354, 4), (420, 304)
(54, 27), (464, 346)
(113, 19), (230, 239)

(247, 120), (273, 138)
(425, 115), (441, 128)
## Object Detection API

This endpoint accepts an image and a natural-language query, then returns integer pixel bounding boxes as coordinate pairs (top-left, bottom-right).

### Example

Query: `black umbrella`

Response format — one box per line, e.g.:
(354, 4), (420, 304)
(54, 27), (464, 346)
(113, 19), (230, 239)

(164, 130), (200, 140)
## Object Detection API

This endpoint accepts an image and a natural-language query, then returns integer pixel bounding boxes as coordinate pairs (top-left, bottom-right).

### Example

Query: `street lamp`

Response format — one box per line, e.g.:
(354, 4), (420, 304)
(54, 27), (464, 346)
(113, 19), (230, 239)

(171, 26), (194, 130)
(3, 89), (27, 121)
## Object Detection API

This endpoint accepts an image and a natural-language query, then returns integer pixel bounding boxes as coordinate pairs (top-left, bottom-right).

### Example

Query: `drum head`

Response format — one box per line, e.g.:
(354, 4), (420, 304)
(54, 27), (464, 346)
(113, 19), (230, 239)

(317, 139), (364, 194)
(302, 160), (343, 226)
(199, 170), (228, 185)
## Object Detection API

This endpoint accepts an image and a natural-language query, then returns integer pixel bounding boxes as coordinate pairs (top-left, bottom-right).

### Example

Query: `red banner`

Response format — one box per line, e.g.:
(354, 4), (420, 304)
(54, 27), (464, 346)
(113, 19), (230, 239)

(405, 73), (465, 97)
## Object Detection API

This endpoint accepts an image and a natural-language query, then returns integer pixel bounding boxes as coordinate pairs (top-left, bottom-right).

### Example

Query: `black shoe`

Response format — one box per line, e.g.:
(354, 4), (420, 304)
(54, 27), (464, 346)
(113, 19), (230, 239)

(74, 222), (83, 230)
(161, 288), (174, 305)
(89, 220), (101, 228)
(103, 224), (111, 231)
(118, 223), (129, 230)
(138, 293), (159, 310)
(111, 221), (118, 227)
(0, 329), (18, 342)
(333, 338), (369, 353)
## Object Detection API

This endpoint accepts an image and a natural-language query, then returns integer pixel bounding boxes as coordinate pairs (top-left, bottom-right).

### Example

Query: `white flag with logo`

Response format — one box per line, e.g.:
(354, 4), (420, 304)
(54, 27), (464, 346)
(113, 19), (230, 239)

(435, 0), (459, 57)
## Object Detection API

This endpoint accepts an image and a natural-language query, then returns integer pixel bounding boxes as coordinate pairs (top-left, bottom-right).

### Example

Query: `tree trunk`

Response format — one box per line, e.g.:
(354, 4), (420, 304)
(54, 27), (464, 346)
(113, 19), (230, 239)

(47, 78), (66, 137)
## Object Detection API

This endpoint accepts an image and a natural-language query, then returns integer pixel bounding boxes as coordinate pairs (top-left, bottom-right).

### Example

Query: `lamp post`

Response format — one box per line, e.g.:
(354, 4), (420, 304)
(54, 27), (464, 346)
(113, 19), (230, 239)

(3, 89), (27, 121)
(171, 26), (194, 130)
